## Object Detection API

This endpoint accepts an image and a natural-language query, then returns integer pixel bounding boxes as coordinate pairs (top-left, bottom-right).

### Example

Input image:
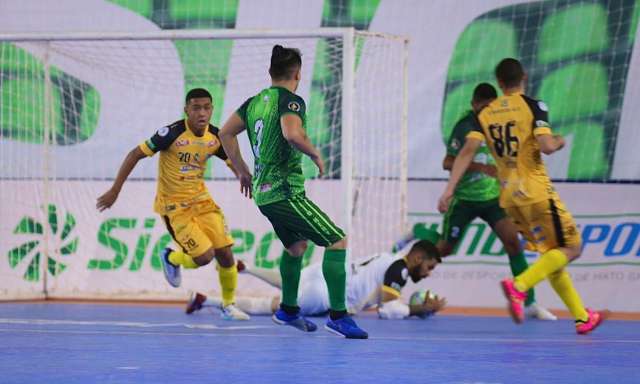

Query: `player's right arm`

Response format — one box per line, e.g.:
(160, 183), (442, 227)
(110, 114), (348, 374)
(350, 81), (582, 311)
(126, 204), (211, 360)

(96, 146), (146, 211)
(281, 114), (324, 176)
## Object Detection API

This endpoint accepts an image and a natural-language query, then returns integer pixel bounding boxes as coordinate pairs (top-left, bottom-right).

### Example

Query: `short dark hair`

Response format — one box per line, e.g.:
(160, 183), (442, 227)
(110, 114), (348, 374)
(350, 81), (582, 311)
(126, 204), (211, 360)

(269, 44), (302, 80)
(410, 240), (442, 263)
(495, 58), (525, 88)
(472, 83), (497, 103)
(185, 88), (212, 104)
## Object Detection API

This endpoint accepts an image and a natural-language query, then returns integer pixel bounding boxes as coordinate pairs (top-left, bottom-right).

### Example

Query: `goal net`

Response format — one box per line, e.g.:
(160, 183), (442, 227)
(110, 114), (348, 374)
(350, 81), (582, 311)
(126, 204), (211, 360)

(0, 29), (408, 300)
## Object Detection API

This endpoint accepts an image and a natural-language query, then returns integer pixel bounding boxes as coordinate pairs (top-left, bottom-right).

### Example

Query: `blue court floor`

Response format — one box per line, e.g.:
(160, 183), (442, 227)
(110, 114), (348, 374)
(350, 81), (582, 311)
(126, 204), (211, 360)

(0, 303), (638, 384)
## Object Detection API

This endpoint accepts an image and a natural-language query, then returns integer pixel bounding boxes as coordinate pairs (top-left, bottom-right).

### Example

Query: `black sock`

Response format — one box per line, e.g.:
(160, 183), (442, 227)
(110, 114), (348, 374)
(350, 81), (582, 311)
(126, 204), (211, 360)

(280, 303), (300, 316)
(329, 309), (347, 320)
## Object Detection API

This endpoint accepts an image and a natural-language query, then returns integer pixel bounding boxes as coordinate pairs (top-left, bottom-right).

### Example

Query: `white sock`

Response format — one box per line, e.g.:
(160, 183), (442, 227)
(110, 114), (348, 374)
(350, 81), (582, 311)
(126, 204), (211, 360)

(234, 297), (275, 315)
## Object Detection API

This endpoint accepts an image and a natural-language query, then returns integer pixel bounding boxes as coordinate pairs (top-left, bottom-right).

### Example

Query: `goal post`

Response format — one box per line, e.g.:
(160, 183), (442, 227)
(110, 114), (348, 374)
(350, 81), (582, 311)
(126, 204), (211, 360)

(0, 28), (409, 300)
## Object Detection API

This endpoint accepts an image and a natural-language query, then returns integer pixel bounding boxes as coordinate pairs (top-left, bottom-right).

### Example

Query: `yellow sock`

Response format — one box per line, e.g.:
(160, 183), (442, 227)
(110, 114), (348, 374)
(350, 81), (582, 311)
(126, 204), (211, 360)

(168, 250), (198, 269)
(514, 249), (568, 292)
(218, 263), (237, 307)
(548, 268), (589, 322)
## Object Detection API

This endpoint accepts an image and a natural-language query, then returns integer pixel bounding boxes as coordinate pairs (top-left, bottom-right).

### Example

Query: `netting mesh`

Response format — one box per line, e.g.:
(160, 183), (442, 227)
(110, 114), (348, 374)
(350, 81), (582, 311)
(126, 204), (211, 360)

(441, 0), (639, 182)
(0, 31), (407, 299)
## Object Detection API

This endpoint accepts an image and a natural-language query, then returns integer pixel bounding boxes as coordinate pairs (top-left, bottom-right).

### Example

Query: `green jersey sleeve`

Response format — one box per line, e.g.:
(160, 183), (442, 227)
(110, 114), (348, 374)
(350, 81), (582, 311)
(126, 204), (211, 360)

(278, 92), (306, 121)
(446, 111), (474, 157)
(236, 97), (254, 124)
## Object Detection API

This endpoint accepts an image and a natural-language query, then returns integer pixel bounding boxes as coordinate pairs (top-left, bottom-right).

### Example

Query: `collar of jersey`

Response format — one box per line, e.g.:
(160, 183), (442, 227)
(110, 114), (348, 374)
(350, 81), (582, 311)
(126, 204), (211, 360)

(184, 118), (208, 138)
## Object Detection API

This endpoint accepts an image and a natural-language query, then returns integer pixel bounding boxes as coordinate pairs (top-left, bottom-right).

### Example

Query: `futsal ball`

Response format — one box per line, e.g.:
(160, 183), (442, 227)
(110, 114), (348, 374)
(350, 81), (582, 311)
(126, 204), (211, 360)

(409, 289), (436, 306)
(409, 289), (437, 318)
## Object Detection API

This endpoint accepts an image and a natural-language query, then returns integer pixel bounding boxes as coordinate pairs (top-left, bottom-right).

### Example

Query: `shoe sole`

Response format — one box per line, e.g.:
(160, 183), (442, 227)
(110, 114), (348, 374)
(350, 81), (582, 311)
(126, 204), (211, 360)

(501, 281), (524, 324)
(323, 324), (368, 339)
(577, 310), (610, 335)
(161, 251), (181, 288)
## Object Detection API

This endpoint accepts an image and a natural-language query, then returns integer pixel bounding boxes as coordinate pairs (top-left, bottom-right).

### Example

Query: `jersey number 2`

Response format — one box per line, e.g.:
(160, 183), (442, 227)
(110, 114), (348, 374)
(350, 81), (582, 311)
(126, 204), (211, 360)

(488, 121), (519, 157)
(252, 119), (264, 176)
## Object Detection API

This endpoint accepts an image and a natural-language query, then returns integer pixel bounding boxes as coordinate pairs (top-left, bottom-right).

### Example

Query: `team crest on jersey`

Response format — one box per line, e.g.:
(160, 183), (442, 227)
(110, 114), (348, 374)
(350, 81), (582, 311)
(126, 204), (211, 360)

(288, 101), (301, 112)
(175, 139), (189, 147)
(207, 140), (217, 147)
(157, 126), (169, 137)
(538, 101), (548, 111)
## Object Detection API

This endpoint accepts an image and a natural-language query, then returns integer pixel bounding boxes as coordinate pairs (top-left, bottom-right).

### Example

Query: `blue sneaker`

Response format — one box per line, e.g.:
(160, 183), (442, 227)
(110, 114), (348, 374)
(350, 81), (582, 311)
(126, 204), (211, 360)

(325, 316), (368, 339)
(160, 248), (181, 288)
(272, 308), (317, 332)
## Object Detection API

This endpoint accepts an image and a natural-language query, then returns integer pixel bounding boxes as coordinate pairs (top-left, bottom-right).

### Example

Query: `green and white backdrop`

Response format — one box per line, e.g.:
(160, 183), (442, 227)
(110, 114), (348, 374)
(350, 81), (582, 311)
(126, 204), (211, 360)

(1, 0), (639, 311)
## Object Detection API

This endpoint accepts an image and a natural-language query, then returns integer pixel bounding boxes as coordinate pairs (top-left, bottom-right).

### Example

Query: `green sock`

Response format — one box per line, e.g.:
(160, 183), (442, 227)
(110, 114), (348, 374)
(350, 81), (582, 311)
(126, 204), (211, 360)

(279, 251), (302, 308)
(322, 249), (347, 312)
(508, 251), (536, 306)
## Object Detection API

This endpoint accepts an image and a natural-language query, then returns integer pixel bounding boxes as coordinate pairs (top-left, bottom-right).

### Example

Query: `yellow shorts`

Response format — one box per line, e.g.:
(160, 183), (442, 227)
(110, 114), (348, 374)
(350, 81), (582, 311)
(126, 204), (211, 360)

(161, 199), (234, 257)
(504, 194), (581, 254)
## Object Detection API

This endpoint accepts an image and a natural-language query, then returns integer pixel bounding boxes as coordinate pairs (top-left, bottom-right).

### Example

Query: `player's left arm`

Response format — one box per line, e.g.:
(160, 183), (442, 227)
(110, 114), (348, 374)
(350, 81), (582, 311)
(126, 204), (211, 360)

(220, 112), (253, 197)
(438, 137), (483, 213)
(524, 96), (565, 155)
(209, 126), (240, 178)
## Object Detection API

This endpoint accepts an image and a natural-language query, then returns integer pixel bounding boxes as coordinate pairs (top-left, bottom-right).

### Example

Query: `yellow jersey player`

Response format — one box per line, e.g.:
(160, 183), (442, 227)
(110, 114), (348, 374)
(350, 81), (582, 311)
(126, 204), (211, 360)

(438, 58), (606, 334)
(96, 88), (249, 321)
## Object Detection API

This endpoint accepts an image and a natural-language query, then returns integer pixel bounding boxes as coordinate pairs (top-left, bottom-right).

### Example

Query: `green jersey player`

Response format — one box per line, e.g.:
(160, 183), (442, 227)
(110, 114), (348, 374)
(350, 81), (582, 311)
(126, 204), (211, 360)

(438, 83), (555, 320)
(220, 45), (367, 339)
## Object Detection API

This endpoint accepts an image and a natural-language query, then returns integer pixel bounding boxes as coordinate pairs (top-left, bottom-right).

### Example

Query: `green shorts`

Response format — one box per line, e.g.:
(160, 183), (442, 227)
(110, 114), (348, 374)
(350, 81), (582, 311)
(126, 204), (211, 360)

(258, 193), (345, 248)
(442, 197), (506, 244)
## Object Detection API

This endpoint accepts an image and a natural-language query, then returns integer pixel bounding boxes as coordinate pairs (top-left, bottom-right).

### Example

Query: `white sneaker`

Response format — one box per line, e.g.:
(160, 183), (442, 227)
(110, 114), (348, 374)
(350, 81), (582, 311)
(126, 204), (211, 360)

(220, 304), (250, 321)
(524, 303), (557, 321)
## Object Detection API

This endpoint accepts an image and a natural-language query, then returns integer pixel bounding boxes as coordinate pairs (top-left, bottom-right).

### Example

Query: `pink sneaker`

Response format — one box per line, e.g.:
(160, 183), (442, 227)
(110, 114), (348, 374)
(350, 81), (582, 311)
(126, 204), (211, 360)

(576, 308), (608, 335)
(501, 279), (527, 324)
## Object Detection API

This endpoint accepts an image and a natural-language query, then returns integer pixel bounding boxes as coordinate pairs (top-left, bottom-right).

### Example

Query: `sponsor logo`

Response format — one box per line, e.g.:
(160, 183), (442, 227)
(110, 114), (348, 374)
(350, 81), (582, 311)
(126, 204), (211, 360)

(175, 139), (189, 147)
(259, 183), (272, 192)
(535, 120), (549, 127)
(288, 101), (301, 112)
(7, 205), (78, 281)
(157, 126), (169, 137)
(410, 217), (640, 263)
(538, 101), (548, 112)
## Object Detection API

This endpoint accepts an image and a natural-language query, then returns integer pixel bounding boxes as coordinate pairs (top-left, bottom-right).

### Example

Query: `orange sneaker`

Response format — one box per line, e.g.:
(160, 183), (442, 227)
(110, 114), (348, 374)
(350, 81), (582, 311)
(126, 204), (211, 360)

(501, 279), (527, 324)
(576, 308), (608, 335)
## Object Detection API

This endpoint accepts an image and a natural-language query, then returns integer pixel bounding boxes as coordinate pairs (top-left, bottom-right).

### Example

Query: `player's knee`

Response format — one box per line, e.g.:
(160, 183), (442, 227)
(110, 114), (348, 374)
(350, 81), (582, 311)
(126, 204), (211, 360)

(328, 237), (347, 250)
(214, 246), (235, 268)
(287, 241), (307, 258)
(562, 245), (582, 262)
(193, 249), (216, 266)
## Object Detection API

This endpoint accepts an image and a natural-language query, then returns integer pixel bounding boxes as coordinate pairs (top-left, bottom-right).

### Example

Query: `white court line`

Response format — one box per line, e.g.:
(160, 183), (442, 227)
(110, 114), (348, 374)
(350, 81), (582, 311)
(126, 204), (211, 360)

(1, 326), (639, 344)
(0, 318), (270, 331)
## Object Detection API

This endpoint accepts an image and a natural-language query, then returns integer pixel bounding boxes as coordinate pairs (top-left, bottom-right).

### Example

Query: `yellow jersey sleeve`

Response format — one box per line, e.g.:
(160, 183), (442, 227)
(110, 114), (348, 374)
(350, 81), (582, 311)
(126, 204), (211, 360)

(139, 141), (155, 157)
